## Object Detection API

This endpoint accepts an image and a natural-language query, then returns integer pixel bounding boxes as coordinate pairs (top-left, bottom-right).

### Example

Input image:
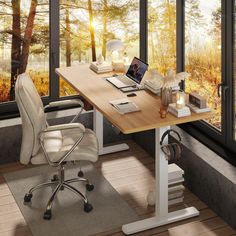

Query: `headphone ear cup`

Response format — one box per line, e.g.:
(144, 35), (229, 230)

(174, 143), (180, 160)
(161, 145), (171, 160)
(169, 144), (176, 161)
(173, 143), (182, 159)
(177, 142), (183, 159)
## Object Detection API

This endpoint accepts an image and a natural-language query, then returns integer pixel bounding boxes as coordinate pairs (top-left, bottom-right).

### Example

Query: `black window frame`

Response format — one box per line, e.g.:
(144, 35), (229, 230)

(145, 0), (236, 165)
(0, 0), (143, 118)
(1, 0), (236, 165)
(178, 0), (236, 166)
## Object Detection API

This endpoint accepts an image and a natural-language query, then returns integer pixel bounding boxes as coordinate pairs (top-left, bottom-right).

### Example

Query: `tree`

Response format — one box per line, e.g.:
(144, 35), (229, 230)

(19, 0), (37, 74)
(10, 0), (21, 99)
(8, 0), (38, 100)
(102, 0), (107, 59)
(88, 0), (96, 61)
(65, 8), (72, 66)
(211, 7), (221, 44)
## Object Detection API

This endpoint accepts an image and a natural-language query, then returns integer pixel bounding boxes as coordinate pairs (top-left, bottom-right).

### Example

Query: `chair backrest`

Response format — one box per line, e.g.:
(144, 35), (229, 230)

(15, 73), (47, 164)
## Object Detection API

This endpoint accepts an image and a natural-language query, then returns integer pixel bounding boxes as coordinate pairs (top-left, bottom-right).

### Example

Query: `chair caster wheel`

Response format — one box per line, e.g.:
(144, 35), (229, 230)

(43, 210), (52, 220)
(84, 202), (93, 213)
(86, 184), (94, 192)
(24, 193), (33, 203)
(78, 171), (84, 177)
(51, 174), (59, 182)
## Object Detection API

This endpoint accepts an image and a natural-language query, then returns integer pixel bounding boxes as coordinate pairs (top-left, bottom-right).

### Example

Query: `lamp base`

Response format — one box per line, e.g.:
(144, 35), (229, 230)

(112, 60), (125, 72)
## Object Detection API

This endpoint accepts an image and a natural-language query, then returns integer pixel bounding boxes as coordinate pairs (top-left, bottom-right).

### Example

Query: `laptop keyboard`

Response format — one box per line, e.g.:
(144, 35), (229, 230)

(107, 76), (136, 88)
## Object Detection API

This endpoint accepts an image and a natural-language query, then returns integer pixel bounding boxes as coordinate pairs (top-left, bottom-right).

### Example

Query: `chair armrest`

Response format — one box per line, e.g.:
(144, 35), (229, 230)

(41, 123), (86, 133)
(45, 99), (84, 109)
(44, 99), (84, 124)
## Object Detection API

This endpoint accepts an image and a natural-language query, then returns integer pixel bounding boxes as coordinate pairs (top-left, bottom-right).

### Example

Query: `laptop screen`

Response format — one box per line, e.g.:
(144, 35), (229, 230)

(126, 57), (148, 84)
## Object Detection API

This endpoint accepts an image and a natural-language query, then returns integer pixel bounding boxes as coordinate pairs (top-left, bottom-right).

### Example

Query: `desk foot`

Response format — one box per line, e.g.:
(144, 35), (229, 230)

(122, 207), (199, 235)
(98, 143), (129, 155)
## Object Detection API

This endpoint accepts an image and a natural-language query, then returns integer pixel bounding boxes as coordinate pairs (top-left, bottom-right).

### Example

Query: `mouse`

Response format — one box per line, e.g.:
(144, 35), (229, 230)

(127, 93), (137, 97)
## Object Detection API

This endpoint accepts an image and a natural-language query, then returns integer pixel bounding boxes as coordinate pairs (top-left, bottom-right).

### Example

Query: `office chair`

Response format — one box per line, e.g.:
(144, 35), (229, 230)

(15, 73), (99, 220)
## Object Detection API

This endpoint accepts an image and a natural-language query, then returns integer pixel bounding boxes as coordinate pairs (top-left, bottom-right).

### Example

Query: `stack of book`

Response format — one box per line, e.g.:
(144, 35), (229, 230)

(168, 164), (185, 205)
(186, 103), (211, 113)
(168, 103), (191, 117)
(147, 164), (185, 206)
(89, 61), (112, 74)
(144, 80), (161, 95)
(144, 80), (180, 96)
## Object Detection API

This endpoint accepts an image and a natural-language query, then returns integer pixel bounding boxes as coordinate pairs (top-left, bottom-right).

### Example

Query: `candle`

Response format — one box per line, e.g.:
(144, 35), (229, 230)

(176, 91), (186, 109)
(176, 100), (184, 109)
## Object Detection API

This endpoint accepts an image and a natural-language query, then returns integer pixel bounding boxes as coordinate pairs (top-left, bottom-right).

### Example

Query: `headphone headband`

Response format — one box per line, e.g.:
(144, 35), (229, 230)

(160, 129), (181, 145)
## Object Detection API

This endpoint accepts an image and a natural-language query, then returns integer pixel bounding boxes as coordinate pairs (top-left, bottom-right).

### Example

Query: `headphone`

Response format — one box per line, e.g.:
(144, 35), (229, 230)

(160, 129), (183, 161)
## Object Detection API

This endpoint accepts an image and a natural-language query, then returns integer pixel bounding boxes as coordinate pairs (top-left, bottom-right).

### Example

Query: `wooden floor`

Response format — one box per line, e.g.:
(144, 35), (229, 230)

(0, 140), (235, 236)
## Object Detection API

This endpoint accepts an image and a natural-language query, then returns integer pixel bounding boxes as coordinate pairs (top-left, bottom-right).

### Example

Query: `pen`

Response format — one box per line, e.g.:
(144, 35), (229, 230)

(118, 102), (129, 105)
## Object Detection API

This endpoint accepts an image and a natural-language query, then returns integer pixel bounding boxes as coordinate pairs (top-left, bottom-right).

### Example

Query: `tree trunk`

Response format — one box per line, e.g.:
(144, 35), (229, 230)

(102, 0), (107, 60)
(19, 0), (37, 74)
(166, 0), (175, 59)
(65, 8), (71, 66)
(10, 0), (21, 100)
(78, 40), (82, 62)
(88, 0), (96, 61)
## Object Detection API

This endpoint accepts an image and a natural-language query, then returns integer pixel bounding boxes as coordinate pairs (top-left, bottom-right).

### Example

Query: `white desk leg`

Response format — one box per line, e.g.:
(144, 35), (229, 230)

(122, 127), (199, 235)
(93, 108), (129, 155)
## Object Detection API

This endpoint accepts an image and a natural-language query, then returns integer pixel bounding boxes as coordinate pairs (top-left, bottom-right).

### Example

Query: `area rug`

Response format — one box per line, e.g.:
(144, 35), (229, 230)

(4, 162), (138, 236)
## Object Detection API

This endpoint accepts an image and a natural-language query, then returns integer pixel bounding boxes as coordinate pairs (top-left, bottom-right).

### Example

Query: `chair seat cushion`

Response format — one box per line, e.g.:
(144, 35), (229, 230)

(31, 128), (98, 165)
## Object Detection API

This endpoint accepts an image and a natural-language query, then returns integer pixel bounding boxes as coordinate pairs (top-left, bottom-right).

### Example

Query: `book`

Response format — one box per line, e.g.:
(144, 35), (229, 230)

(186, 103), (211, 113)
(147, 190), (184, 206)
(109, 98), (140, 114)
(90, 61), (112, 74)
(168, 163), (184, 180)
(168, 103), (191, 117)
(144, 80), (180, 95)
(169, 191), (184, 200)
(169, 185), (185, 193)
(90, 64), (112, 71)
(169, 196), (184, 206)
(144, 83), (161, 95)
(168, 177), (184, 185)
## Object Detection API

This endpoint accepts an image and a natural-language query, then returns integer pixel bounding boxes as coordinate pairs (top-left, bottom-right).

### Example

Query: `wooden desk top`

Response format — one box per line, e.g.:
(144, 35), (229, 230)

(56, 64), (212, 134)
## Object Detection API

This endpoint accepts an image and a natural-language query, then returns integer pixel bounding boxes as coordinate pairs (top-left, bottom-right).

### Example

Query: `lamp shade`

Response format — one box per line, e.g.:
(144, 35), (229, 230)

(106, 39), (124, 51)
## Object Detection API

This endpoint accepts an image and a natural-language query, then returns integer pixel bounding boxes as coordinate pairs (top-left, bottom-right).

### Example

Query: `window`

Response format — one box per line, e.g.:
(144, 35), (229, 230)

(0, 0), (140, 109)
(148, 0), (176, 73)
(0, 0), (49, 103)
(0, 0), (235, 163)
(185, 0), (222, 130)
(59, 0), (140, 97)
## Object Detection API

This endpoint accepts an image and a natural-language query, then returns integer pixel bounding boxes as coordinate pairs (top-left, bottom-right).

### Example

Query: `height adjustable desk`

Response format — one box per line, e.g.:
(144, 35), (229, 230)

(56, 64), (212, 235)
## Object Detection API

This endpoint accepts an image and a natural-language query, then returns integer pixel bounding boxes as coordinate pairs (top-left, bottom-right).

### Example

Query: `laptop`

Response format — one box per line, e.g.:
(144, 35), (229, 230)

(106, 57), (148, 89)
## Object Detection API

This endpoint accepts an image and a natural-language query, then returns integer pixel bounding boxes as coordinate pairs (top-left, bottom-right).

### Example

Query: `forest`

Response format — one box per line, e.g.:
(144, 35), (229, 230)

(0, 0), (221, 129)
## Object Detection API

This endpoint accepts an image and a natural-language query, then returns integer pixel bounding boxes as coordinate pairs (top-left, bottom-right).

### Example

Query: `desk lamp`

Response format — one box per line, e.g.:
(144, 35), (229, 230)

(106, 39), (124, 71)
(106, 39), (124, 60)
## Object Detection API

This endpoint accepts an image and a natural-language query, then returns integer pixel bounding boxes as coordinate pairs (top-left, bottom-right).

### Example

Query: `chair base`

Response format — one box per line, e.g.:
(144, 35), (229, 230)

(24, 165), (94, 220)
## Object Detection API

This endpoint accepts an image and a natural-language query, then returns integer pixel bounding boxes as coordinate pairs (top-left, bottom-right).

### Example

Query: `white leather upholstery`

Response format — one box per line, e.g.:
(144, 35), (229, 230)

(15, 73), (47, 164)
(32, 128), (98, 164)
(15, 73), (98, 165)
